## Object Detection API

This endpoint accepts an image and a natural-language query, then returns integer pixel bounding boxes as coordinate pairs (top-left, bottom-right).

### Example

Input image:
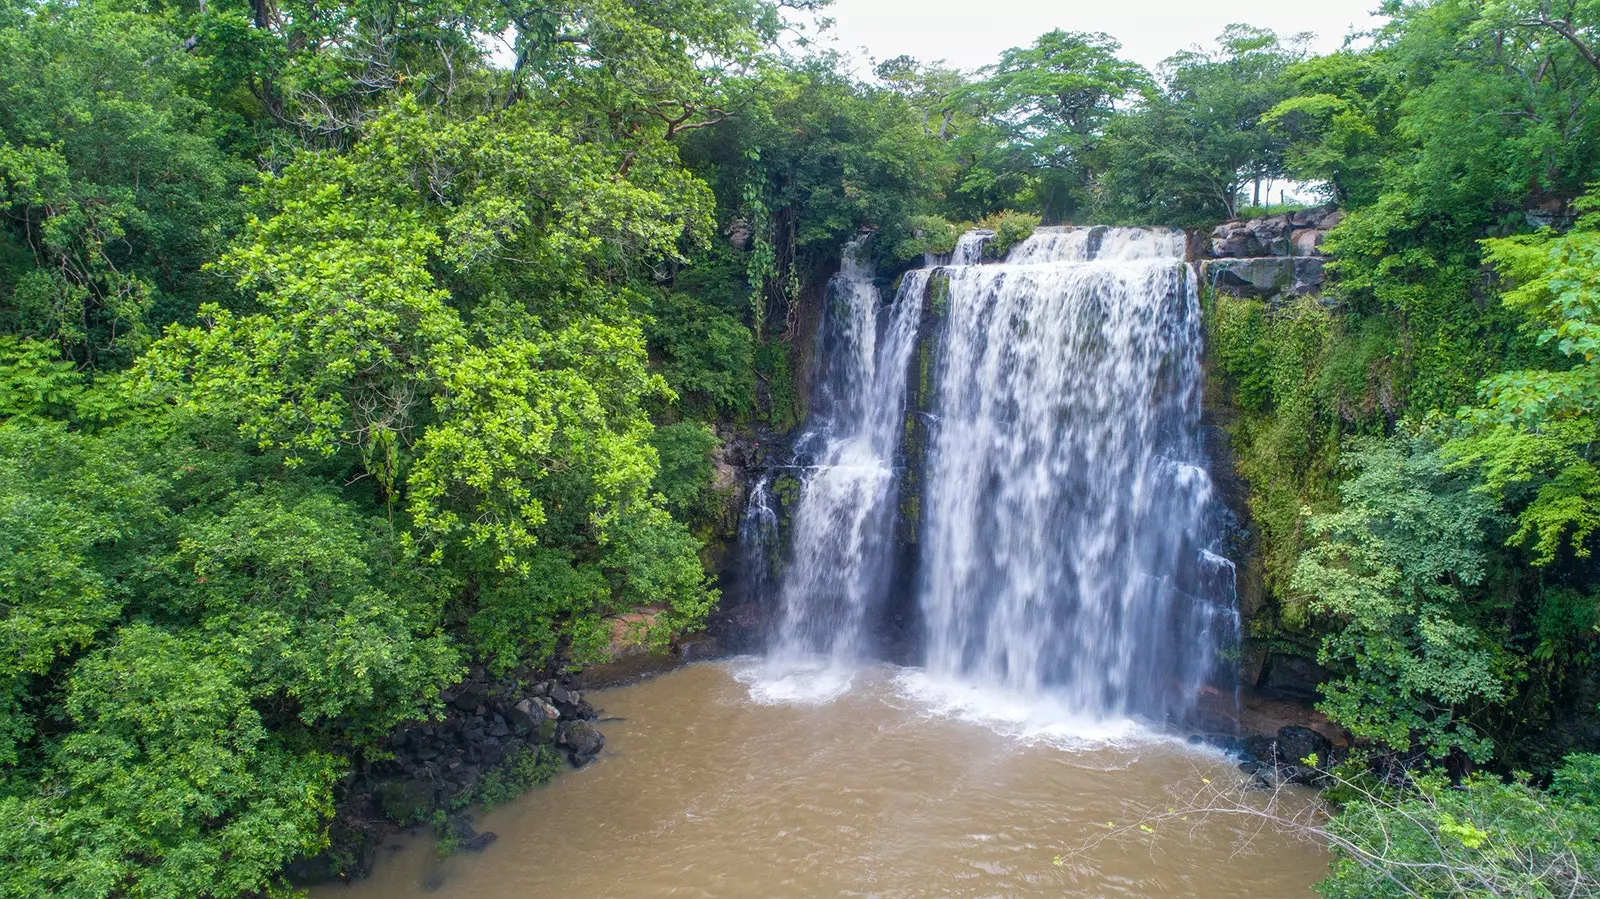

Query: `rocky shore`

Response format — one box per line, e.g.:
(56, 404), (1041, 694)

(288, 665), (608, 886)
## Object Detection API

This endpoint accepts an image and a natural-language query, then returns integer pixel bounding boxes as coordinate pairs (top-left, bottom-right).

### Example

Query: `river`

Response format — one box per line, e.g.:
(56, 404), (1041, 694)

(314, 660), (1327, 898)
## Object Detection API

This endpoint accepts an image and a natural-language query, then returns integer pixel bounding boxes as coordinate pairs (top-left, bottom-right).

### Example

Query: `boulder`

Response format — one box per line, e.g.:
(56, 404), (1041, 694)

(508, 697), (558, 731)
(1246, 215), (1291, 255)
(374, 779), (436, 824)
(1290, 228), (1327, 257)
(1240, 734), (1277, 766)
(452, 684), (484, 712)
(559, 721), (605, 766)
(463, 832), (498, 852)
(1289, 203), (1339, 228)
(1202, 257), (1290, 297)
(1291, 257), (1325, 294)
(1276, 725), (1333, 767)
(1202, 257), (1325, 299)
(1209, 220), (1256, 258)
(1262, 654), (1332, 700)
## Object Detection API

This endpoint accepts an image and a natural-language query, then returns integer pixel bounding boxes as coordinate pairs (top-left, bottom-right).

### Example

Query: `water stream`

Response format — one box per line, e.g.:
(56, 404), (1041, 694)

(920, 227), (1235, 724)
(767, 235), (925, 667)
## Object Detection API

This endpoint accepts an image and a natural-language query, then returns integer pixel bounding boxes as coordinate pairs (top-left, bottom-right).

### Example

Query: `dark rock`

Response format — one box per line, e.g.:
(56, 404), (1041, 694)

(479, 741), (508, 769)
(1288, 203), (1339, 228)
(552, 684), (574, 705)
(560, 721), (605, 766)
(448, 815), (476, 843)
(1240, 735), (1277, 765)
(1276, 725), (1332, 767)
(1262, 654), (1332, 700)
(375, 779), (435, 824)
(1201, 257), (1324, 299)
(452, 685), (483, 712)
(1290, 257), (1325, 294)
(1209, 220), (1257, 257)
(463, 832), (498, 852)
(421, 869), (446, 892)
(508, 697), (557, 731)
(1246, 216), (1291, 255)
(488, 718), (510, 738)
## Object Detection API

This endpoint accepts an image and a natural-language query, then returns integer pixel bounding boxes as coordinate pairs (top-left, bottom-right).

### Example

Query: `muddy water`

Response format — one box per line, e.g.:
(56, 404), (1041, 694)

(314, 662), (1327, 898)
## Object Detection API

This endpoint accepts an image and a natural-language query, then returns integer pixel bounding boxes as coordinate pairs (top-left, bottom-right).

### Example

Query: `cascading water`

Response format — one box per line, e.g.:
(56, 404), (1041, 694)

(766, 235), (926, 666)
(918, 226), (1235, 724)
(753, 225), (1237, 728)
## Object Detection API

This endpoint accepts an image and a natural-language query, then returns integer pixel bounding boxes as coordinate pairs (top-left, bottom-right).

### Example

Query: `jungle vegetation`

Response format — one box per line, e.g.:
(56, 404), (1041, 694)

(1, 0), (1599, 894)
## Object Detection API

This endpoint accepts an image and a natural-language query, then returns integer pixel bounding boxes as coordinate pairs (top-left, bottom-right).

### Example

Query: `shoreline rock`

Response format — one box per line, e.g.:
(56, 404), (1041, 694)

(286, 664), (605, 887)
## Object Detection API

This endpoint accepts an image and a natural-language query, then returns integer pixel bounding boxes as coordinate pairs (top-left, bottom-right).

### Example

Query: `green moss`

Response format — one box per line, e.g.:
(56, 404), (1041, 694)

(755, 340), (799, 430)
(917, 337), (934, 403)
(773, 473), (800, 506)
(900, 493), (920, 532)
(473, 745), (560, 810)
(928, 272), (950, 317)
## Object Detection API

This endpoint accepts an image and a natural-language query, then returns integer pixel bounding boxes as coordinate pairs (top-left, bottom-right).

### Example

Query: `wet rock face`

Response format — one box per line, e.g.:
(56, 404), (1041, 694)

(559, 720), (606, 766)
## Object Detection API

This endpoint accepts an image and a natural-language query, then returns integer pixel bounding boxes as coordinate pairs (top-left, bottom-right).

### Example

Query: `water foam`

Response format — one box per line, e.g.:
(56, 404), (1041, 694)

(730, 657), (857, 706)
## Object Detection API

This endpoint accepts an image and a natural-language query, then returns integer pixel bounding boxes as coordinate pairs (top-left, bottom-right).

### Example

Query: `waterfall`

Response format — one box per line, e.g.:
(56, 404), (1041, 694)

(918, 226), (1233, 724)
(767, 235), (926, 665)
(737, 473), (781, 607)
(751, 225), (1237, 728)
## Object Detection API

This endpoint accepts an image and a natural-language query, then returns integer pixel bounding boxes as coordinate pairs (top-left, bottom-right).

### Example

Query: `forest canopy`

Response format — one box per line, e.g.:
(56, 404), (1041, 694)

(3, 0), (1600, 895)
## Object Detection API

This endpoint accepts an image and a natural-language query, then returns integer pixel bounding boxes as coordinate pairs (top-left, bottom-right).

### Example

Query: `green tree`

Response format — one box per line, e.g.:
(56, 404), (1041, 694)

(0, 0), (250, 367)
(1093, 25), (1303, 224)
(955, 30), (1150, 220)
(1293, 424), (1511, 760)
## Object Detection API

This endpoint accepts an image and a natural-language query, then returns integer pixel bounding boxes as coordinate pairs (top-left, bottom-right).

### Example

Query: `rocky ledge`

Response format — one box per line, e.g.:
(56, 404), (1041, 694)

(1198, 203), (1342, 301)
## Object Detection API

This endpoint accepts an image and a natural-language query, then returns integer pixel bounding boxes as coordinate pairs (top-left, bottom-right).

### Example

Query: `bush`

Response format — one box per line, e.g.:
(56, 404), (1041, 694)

(976, 210), (1041, 256)
(1320, 760), (1600, 898)
(892, 214), (962, 262)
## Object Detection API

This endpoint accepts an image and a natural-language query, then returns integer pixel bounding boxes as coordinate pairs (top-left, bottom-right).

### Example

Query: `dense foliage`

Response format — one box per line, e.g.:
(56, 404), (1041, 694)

(5, 0), (1600, 893)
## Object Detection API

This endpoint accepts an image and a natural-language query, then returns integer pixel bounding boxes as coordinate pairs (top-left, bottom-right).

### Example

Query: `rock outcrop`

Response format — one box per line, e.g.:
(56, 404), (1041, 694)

(1199, 203), (1342, 302)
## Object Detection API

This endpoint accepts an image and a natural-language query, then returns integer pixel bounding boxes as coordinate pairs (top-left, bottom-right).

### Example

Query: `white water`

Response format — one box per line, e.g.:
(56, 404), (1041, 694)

(919, 226), (1234, 725)
(768, 235), (926, 666)
(758, 226), (1238, 732)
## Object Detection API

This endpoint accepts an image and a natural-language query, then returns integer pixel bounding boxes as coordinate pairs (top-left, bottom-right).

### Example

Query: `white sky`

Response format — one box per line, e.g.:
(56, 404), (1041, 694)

(812, 0), (1387, 73)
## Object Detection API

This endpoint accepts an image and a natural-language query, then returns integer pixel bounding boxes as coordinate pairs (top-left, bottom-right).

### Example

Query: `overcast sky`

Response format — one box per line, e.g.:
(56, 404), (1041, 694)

(811, 0), (1387, 74)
